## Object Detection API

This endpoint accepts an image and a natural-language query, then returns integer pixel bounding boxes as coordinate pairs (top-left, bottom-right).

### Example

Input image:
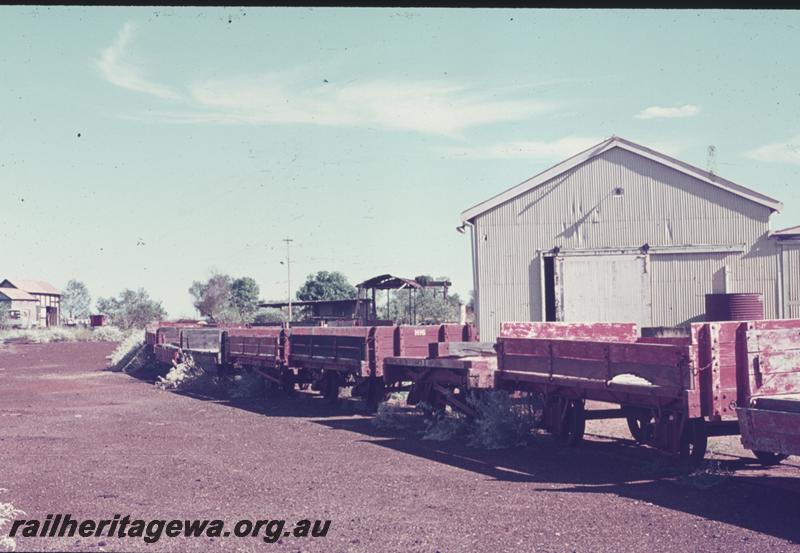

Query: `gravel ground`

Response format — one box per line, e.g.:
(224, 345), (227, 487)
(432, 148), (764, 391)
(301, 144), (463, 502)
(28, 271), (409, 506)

(1, 341), (799, 553)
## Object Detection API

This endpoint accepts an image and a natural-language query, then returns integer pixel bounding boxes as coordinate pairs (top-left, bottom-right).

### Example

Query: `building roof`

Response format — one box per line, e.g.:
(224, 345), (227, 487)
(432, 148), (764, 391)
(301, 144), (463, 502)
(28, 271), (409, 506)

(772, 225), (800, 238)
(357, 274), (423, 290)
(460, 136), (784, 224)
(0, 278), (61, 295)
(0, 288), (37, 301)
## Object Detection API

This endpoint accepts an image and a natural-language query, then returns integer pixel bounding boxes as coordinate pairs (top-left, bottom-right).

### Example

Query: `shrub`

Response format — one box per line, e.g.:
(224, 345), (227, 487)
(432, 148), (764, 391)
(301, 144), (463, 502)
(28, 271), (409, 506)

(155, 355), (216, 394)
(90, 326), (125, 342)
(0, 488), (24, 552)
(422, 413), (466, 441)
(0, 325), (129, 345)
(108, 331), (146, 372)
(373, 394), (423, 430)
(465, 391), (538, 449)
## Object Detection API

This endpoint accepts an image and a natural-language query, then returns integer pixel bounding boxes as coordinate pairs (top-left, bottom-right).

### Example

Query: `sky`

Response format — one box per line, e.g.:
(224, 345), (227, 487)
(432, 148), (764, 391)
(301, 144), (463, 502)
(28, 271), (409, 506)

(2, 7), (799, 317)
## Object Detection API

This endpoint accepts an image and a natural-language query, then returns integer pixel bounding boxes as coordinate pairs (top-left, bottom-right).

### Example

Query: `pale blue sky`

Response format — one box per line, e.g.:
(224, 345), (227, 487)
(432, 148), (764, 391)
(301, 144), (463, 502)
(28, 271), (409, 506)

(2, 7), (799, 317)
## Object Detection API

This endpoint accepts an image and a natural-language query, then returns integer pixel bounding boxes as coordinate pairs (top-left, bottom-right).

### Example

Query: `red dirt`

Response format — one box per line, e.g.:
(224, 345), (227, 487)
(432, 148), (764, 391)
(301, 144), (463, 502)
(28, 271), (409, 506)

(1, 341), (799, 552)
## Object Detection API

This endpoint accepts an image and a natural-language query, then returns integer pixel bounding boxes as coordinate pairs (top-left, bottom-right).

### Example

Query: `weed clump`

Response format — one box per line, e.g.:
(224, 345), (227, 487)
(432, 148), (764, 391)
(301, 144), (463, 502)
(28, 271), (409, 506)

(0, 488), (24, 552)
(0, 325), (127, 344)
(422, 412), (466, 441)
(108, 331), (146, 373)
(465, 391), (538, 449)
(155, 355), (214, 393)
(373, 393), (423, 430)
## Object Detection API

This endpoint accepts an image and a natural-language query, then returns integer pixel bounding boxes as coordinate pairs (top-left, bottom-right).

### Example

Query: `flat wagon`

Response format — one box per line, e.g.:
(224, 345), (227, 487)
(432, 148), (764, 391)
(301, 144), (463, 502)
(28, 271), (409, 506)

(496, 320), (800, 465)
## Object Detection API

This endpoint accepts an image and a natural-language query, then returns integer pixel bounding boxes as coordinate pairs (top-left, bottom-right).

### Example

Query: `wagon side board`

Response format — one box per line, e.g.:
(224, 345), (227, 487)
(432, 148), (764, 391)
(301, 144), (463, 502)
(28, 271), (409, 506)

(496, 336), (696, 412)
(737, 404), (800, 457)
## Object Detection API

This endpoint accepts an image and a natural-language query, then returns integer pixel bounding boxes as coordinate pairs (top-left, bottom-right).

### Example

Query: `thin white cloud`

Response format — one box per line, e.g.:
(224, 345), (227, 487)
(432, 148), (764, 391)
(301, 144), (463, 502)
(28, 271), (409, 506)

(96, 22), (179, 100)
(443, 136), (602, 160)
(635, 104), (701, 120)
(745, 135), (800, 165)
(180, 74), (558, 136)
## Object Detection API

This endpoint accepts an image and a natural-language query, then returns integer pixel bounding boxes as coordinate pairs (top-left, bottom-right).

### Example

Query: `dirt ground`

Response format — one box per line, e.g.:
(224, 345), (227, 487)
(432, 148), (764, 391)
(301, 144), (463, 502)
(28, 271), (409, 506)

(1, 341), (799, 553)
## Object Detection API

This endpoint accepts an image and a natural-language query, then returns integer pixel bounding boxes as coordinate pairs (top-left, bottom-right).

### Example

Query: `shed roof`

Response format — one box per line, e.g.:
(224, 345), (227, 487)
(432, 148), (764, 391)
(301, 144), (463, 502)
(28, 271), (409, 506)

(0, 288), (37, 301)
(772, 225), (800, 238)
(460, 136), (783, 223)
(357, 274), (423, 290)
(0, 278), (61, 295)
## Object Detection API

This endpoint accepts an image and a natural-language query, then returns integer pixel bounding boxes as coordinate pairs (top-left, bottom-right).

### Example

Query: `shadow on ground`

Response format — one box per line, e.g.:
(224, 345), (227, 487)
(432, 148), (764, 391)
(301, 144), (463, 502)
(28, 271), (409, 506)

(124, 366), (800, 544)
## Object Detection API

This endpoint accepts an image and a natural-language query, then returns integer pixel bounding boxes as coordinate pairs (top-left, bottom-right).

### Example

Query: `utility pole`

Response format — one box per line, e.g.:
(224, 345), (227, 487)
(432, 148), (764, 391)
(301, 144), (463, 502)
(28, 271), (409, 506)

(283, 238), (293, 322)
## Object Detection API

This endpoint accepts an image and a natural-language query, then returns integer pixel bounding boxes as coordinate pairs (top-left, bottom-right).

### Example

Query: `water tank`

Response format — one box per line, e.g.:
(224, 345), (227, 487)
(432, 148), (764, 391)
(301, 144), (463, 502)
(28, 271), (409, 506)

(705, 293), (764, 321)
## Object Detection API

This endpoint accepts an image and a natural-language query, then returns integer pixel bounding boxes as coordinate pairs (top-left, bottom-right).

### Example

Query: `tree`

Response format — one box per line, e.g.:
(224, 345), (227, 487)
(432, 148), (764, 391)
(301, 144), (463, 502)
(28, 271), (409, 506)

(96, 288), (167, 330)
(296, 271), (356, 301)
(230, 277), (260, 323)
(0, 303), (9, 329)
(252, 308), (287, 325)
(377, 275), (462, 324)
(189, 273), (235, 323)
(61, 279), (91, 320)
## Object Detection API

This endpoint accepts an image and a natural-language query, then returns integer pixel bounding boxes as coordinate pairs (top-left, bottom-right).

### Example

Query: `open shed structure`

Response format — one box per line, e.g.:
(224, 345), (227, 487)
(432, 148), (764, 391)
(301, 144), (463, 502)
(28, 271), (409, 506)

(460, 136), (795, 341)
(357, 274), (452, 324)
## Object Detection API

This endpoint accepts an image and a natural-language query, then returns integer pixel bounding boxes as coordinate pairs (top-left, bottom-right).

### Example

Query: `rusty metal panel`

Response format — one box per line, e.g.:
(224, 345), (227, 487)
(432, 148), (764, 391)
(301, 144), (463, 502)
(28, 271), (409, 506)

(500, 321), (638, 342)
(472, 146), (776, 341)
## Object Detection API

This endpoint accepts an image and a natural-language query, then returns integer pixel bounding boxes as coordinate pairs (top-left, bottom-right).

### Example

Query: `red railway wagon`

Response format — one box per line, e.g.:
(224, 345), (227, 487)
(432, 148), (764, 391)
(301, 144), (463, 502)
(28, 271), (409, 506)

(383, 340), (493, 415)
(735, 326), (800, 464)
(495, 320), (800, 466)
(223, 327), (290, 389)
(286, 325), (395, 408)
(284, 324), (476, 409)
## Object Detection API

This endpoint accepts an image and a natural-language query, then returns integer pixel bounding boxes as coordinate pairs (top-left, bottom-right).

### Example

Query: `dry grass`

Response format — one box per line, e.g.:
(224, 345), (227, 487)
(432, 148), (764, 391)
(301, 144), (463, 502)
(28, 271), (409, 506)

(465, 391), (538, 449)
(107, 331), (146, 373)
(0, 326), (127, 344)
(155, 355), (211, 392)
(0, 488), (24, 552)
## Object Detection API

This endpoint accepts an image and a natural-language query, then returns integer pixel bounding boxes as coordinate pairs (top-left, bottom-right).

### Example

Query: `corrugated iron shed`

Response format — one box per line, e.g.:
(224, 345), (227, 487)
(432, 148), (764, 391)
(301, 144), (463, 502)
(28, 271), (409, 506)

(460, 136), (791, 341)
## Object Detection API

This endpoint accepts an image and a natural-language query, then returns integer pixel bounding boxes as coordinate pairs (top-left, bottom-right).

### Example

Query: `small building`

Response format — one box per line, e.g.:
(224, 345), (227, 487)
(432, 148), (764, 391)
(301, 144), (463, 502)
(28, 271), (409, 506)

(0, 288), (39, 328)
(459, 136), (795, 341)
(0, 279), (62, 327)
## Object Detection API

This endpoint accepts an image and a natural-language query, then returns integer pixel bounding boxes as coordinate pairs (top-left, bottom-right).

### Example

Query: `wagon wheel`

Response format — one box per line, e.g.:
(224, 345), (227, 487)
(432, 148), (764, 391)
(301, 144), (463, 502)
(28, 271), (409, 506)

(263, 375), (281, 398)
(322, 372), (340, 404)
(556, 400), (586, 446)
(679, 418), (708, 468)
(364, 378), (386, 414)
(753, 450), (788, 466)
(419, 388), (447, 421)
(626, 414), (654, 444)
(280, 368), (296, 396)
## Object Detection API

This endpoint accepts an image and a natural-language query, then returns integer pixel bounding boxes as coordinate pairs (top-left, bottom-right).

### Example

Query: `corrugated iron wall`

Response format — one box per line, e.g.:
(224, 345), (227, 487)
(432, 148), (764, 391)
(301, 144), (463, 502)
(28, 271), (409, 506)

(473, 146), (777, 341)
(781, 241), (800, 318)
